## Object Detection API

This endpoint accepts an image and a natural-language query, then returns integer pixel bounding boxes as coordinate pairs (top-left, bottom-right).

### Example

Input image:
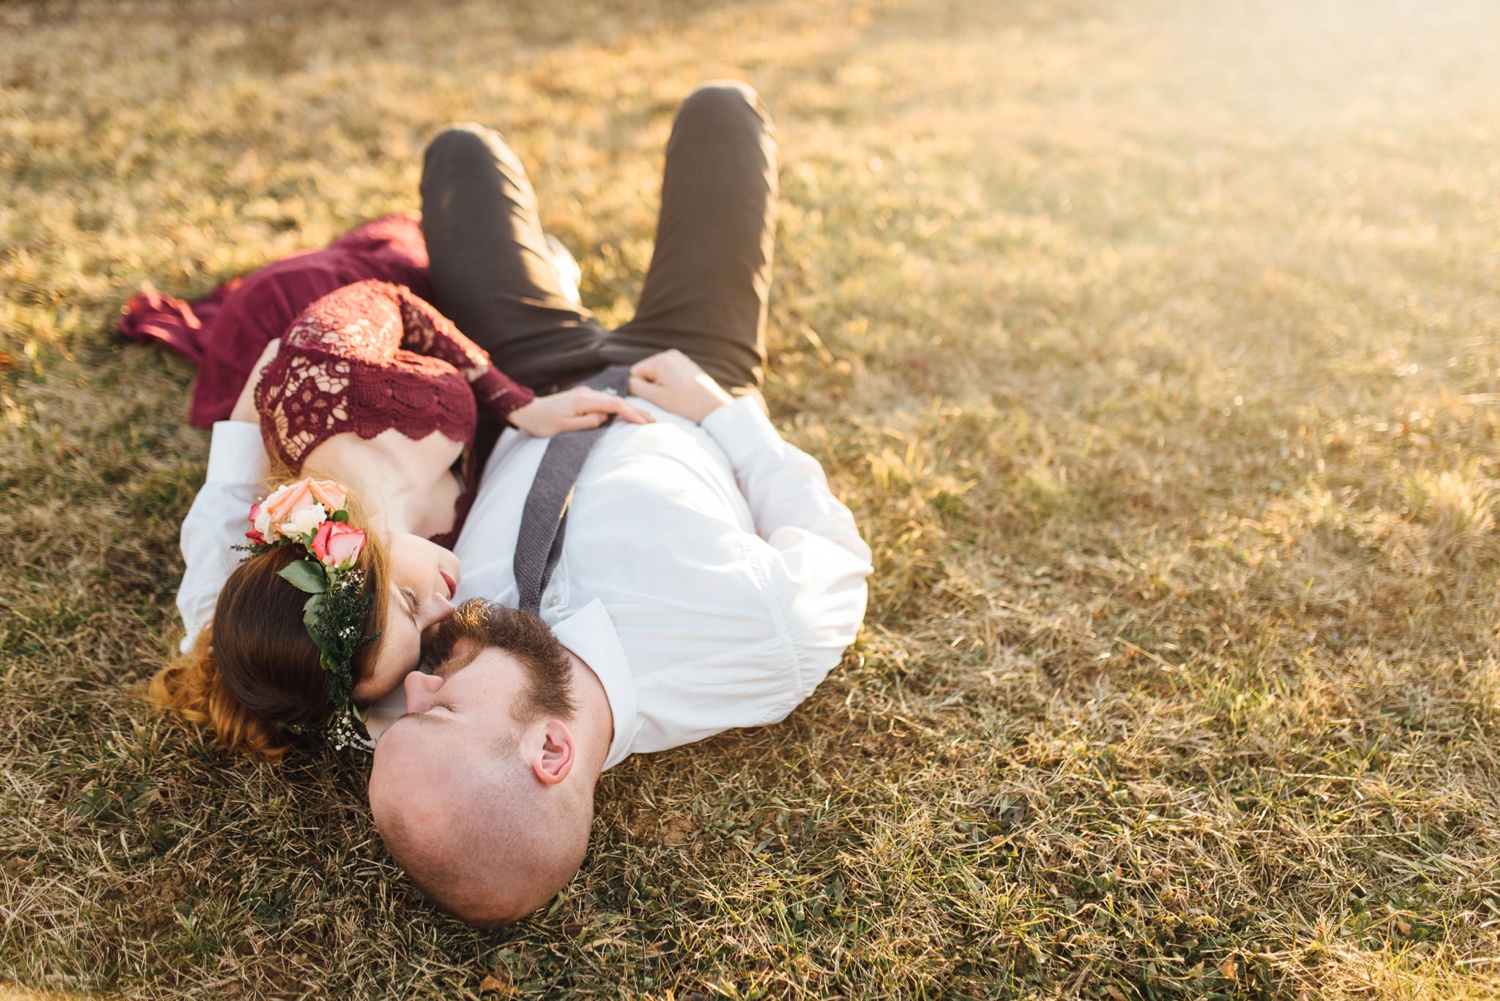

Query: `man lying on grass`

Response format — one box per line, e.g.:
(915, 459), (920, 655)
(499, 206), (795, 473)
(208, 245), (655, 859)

(367, 349), (871, 925)
(369, 83), (872, 925)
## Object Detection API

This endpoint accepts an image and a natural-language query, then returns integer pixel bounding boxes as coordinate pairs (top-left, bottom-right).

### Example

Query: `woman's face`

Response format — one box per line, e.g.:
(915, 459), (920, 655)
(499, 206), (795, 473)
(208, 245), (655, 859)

(353, 533), (461, 703)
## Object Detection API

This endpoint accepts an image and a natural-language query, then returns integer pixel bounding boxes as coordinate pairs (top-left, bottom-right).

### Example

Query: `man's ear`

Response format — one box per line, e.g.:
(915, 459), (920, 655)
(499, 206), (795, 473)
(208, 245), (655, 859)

(531, 720), (575, 785)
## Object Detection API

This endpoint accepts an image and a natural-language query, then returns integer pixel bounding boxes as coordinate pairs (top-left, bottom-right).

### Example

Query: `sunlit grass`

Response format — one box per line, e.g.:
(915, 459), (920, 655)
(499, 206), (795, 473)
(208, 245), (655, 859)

(3, 0), (1500, 997)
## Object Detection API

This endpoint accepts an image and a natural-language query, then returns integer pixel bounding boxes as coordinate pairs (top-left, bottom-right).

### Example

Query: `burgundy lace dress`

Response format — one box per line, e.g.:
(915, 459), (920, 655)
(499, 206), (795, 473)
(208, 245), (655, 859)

(120, 214), (434, 427)
(255, 279), (535, 546)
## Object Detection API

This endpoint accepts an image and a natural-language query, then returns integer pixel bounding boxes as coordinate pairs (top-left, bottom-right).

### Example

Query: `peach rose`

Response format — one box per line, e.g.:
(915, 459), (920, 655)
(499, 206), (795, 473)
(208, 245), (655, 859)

(257, 477), (352, 542)
(260, 479), (317, 534)
(306, 479), (349, 513)
(311, 520), (366, 569)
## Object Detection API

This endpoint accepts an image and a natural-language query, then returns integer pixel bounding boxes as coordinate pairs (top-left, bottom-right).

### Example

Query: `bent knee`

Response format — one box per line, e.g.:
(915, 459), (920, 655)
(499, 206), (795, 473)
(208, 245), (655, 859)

(677, 80), (773, 133)
(423, 123), (519, 173)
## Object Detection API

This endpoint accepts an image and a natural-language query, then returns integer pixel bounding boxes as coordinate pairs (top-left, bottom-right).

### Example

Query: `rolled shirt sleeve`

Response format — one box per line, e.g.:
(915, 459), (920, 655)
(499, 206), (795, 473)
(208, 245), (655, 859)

(702, 397), (873, 703)
(176, 421), (270, 653)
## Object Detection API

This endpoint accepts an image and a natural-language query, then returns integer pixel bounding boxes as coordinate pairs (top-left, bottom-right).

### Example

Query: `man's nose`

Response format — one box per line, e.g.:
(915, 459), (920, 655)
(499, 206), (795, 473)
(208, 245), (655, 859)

(403, 670), (444, 713)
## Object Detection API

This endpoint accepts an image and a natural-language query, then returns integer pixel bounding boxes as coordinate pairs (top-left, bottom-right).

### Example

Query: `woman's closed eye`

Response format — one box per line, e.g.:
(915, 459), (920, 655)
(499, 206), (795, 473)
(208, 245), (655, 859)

(402, 587), (420, 625)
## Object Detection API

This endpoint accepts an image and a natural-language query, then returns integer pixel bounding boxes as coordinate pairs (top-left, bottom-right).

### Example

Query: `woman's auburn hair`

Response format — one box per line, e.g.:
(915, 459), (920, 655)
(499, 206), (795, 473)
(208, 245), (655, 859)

(149, 514), (392, 760)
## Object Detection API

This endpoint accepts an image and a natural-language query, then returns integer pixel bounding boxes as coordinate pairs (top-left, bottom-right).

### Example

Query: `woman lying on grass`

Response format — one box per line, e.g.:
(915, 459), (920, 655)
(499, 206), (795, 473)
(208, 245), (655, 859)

(150, 277), (650, 759)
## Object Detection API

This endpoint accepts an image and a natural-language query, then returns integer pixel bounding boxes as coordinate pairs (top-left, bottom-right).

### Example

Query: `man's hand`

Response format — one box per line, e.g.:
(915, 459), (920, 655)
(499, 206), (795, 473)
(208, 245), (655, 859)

(628, 350), (733, 424)
(508, 386), (656, 437)
(229, 339), (281, 423)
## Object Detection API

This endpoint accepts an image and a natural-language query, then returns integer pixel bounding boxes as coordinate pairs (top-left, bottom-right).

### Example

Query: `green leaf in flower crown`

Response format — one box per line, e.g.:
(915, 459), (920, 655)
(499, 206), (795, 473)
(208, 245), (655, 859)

(330, 509), (350, 523)
(302, 592), (326, 634)
(278, 558), (327, 594)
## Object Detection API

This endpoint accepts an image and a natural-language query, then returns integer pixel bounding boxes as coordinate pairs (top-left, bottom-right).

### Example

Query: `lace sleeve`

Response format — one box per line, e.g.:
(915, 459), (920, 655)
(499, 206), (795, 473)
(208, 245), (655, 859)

(254, 282), (397, 468)
(393, 286), (535, 422)
(256, 281), (536, 470)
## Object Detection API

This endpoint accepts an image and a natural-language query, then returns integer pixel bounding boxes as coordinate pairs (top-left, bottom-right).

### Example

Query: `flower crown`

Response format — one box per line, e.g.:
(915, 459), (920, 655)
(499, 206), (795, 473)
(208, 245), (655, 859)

(242, 477), (379, 751)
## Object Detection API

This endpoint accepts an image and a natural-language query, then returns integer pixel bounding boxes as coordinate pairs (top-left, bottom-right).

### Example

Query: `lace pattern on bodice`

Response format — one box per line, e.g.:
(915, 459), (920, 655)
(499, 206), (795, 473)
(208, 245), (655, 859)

(255, 280), (515, 471)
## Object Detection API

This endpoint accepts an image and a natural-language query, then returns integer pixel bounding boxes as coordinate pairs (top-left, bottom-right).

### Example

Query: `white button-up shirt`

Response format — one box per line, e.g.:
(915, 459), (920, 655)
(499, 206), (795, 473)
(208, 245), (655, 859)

(452, 396), (872, 768)
(175, 397), (872, 767)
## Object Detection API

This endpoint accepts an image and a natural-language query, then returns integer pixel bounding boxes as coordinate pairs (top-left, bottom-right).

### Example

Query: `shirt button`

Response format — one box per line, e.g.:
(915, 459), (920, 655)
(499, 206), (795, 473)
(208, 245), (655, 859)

(546, 595), (562, 609)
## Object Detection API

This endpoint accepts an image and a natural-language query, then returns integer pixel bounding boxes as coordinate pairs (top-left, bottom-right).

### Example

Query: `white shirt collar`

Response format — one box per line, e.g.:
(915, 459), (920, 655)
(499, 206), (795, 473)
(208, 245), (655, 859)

(550, 599), (638, 770)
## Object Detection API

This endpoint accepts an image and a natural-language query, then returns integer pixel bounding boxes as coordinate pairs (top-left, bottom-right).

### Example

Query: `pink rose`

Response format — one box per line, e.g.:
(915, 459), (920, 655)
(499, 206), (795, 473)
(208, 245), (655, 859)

(246, 502), (267, 543)
(311, 520), (366, 569)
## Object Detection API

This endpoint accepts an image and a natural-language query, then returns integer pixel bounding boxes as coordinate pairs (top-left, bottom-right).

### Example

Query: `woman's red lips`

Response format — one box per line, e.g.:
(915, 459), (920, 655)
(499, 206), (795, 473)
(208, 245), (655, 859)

(440, 571), (457, 601)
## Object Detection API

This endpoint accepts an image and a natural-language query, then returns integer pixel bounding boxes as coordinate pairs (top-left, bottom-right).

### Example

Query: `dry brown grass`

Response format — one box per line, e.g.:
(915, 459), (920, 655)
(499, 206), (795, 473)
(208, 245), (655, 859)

(3, 0), (1500, 997)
